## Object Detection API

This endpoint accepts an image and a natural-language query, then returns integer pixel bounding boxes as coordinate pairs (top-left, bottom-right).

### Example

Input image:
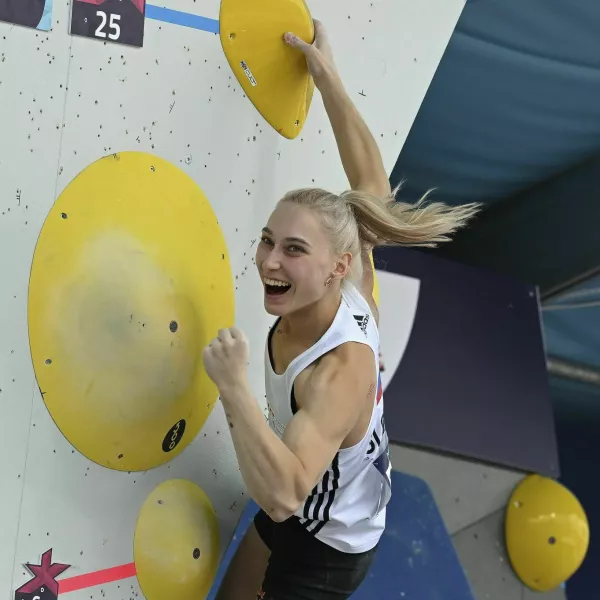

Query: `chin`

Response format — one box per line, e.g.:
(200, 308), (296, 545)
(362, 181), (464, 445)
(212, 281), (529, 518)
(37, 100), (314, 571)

(264, 299), (289, 317)
(263, 288), (295, 317)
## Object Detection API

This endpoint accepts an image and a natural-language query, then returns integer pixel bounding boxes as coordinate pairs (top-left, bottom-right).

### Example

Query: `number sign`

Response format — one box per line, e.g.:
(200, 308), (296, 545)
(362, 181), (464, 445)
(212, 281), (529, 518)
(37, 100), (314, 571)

(70, 0), (145, 47)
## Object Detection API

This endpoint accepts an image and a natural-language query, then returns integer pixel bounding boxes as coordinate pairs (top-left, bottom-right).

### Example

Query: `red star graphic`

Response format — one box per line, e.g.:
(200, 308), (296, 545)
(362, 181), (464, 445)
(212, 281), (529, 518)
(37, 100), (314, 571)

(15, 549), (70, 597)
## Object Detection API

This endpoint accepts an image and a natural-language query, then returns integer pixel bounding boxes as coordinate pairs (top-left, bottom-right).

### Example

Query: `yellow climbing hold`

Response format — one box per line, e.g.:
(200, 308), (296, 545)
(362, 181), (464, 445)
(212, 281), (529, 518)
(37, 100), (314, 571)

(28, 152), (235, 471)
(220, 0), (315, 139)
(134, 479), (220, 600)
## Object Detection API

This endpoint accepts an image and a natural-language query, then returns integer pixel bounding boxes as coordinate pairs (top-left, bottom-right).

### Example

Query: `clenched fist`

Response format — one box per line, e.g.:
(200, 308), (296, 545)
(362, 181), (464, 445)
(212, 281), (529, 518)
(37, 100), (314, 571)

(203, 327), (250, 393)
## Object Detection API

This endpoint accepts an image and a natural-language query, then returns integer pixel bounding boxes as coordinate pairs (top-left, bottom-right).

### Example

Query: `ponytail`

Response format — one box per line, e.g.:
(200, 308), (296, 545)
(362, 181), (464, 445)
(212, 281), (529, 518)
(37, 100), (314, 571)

(341, 184), (481, 249)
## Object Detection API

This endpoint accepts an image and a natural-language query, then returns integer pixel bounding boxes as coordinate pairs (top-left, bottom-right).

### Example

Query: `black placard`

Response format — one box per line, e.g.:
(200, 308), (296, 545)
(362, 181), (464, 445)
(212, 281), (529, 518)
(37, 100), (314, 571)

(162, 419), (186, 453)
(70, 0), (145, 47)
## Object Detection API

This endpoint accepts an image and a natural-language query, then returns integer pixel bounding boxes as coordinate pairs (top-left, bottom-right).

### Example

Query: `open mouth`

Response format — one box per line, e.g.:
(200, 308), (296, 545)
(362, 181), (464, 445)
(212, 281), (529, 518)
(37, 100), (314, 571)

(264, 277), (292, 297)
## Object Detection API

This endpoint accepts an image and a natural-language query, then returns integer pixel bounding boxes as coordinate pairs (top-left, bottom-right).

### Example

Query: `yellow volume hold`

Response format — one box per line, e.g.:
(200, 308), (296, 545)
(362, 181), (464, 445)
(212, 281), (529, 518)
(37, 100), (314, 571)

(220, 0), (315, 139)
(28, 152), (235, 471)
(134, 479), (220, 600)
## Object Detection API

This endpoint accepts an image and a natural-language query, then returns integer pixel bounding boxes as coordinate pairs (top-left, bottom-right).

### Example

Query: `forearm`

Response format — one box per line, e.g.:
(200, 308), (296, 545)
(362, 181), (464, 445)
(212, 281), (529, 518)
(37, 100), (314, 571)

(220, 384), (305, 521)
(318, 69), (390, 195)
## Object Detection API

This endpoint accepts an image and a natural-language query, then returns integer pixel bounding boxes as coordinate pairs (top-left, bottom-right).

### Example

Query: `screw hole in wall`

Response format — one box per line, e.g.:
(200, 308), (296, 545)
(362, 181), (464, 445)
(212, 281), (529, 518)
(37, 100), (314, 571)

(193, 548), (201, 559)
(61, 213), (67, 219)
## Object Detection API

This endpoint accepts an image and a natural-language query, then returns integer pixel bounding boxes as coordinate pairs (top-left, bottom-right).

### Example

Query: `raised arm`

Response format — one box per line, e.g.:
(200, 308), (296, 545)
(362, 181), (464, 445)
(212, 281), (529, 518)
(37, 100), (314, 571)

(320, 69), (391, 199)
(285, 22), (390, 197)
(285, 23), (389, 313)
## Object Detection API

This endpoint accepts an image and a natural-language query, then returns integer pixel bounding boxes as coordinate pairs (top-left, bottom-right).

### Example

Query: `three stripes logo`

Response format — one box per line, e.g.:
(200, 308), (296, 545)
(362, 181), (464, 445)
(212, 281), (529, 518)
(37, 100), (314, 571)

(299, 453), (340, 536)
(353, 313), (369, 336)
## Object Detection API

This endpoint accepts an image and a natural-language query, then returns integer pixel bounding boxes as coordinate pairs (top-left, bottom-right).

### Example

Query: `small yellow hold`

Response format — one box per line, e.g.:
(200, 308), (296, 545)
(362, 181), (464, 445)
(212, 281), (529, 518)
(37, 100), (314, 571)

(134, 479), (220, 600)
(505, 474), (589, 592)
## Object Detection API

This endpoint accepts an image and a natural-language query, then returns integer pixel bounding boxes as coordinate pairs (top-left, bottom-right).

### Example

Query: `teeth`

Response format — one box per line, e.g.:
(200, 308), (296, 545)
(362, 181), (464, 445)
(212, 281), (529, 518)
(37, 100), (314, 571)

(264, 277), (291, 287)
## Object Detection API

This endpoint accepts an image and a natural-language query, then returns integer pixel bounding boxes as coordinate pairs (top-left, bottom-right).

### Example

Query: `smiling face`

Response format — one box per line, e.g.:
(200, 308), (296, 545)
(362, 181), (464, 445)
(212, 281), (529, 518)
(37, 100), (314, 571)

(255, 201), (350, 317)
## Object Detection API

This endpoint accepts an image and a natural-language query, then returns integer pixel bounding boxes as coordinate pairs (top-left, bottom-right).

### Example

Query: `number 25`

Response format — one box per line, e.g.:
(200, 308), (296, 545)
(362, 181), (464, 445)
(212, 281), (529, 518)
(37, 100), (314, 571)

(95, 10), (121, 40)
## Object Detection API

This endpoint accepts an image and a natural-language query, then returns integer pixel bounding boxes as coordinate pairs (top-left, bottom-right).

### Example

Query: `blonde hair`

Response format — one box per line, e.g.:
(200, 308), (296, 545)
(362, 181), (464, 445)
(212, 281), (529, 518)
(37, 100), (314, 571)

(279, 184), (481, 285)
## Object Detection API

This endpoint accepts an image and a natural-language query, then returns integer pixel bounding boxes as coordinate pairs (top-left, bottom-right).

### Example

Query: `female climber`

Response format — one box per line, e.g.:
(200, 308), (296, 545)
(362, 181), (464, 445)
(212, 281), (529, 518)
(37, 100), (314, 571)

(202, 20), (480, 600)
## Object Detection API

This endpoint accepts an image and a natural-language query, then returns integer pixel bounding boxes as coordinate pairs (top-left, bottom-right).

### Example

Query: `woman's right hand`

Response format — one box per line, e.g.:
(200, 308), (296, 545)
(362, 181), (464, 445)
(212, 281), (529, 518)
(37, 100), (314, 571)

(284, 20), (339, 87)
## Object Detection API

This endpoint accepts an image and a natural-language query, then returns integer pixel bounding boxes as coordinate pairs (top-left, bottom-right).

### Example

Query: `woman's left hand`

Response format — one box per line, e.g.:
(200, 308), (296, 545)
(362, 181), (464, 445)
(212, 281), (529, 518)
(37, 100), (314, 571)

(203, 327), (250, 393)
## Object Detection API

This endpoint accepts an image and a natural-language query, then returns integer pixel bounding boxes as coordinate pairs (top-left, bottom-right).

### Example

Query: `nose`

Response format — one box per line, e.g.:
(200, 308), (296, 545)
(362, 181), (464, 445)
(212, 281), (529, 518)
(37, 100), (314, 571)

(260, 245), (284, 273)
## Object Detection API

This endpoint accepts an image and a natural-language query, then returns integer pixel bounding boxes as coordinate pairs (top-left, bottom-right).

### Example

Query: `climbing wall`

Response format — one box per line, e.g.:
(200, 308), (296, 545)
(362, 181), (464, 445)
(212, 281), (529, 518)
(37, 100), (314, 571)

(0, 0), (466, 597)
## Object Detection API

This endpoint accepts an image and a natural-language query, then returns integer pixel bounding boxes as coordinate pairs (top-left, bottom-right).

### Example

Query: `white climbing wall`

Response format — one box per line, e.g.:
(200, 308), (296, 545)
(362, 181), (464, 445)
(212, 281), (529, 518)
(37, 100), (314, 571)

(0, 0), (466, 597)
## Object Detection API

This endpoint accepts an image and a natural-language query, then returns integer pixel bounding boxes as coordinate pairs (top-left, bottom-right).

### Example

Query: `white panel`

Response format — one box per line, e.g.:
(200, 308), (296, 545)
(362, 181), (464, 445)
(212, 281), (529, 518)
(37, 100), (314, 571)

(13, 387), (246, 595)
(452, 510), (524, 600)
(377, 270), (421, 392)
(1, 0), (466, 595)
(0, 0), (72, 593)
(452, 510), (568, 600)
(390, 444), (525, 535)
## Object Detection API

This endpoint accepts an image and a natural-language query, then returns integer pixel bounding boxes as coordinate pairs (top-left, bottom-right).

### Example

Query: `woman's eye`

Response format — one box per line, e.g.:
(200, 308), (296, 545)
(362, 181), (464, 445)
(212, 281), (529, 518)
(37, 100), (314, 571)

(288, 246), (304, 253)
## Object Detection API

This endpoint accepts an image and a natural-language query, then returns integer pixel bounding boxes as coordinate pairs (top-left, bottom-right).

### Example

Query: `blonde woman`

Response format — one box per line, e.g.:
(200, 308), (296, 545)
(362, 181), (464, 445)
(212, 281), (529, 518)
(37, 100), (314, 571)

(203, 20), (479, 600)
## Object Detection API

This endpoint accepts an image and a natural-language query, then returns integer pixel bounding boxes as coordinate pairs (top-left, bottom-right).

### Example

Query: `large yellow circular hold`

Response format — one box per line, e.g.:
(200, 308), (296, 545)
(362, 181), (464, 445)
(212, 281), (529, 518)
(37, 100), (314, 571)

(28, 152), (234, 471)
(505, 474), (589, 592)
(134, 479), (220, 600)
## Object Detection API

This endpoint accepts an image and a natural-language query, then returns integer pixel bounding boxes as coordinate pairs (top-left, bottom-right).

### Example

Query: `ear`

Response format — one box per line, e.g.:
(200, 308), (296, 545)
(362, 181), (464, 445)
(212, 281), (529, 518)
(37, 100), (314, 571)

(332, 252), (353, 279)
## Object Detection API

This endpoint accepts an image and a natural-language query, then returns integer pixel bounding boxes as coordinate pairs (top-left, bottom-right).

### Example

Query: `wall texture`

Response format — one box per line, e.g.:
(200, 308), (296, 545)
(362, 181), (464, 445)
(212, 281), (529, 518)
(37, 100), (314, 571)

(0, 0), (466, 597)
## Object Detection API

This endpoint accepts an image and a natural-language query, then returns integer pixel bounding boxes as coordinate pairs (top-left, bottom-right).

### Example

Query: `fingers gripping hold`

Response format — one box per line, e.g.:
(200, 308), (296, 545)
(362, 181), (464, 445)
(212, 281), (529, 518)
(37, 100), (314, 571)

(283, 19), (336, 85)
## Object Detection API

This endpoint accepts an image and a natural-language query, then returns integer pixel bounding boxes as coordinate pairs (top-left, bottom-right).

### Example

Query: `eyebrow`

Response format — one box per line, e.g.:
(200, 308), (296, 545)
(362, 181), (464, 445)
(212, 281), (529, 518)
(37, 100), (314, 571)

(262, 227), (311, 247)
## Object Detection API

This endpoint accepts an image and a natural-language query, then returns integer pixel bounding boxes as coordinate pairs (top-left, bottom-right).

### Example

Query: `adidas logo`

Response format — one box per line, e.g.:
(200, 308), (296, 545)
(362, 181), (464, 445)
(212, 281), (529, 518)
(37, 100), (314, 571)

(354, 314), (369, 336)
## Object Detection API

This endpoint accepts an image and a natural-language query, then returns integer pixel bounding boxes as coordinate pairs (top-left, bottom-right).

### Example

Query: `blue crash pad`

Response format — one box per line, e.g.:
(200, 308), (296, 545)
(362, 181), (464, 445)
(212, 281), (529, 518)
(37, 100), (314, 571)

(207, 470), (475, 599)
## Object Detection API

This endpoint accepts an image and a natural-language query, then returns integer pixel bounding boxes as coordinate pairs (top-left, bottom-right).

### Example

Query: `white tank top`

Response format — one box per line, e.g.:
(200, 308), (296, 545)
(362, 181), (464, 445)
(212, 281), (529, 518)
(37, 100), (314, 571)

(264, 282), (392, 554)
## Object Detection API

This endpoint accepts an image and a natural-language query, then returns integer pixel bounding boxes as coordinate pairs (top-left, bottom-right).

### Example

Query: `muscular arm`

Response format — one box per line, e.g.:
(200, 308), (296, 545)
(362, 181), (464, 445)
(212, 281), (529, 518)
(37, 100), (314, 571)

(320, 71), (391, 199)
(219, 343), (374, 522)
(319, 70), (388, 312)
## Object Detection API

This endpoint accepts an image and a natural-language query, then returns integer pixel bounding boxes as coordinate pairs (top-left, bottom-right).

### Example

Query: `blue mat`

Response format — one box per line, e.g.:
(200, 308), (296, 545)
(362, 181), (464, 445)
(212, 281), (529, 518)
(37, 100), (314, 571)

(207, 470), (475, 599)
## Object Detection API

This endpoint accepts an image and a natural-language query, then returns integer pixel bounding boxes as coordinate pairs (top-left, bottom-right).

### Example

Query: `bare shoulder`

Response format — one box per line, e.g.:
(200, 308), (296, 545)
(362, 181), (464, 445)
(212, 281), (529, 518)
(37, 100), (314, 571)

(317, 342), (374, 380)
(294, 342), (375, 410)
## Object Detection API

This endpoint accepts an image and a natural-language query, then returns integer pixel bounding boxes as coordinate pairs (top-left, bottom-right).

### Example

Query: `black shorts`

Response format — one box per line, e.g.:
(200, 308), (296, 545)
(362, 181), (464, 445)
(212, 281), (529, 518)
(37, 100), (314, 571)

(254, 509), (378, 600)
